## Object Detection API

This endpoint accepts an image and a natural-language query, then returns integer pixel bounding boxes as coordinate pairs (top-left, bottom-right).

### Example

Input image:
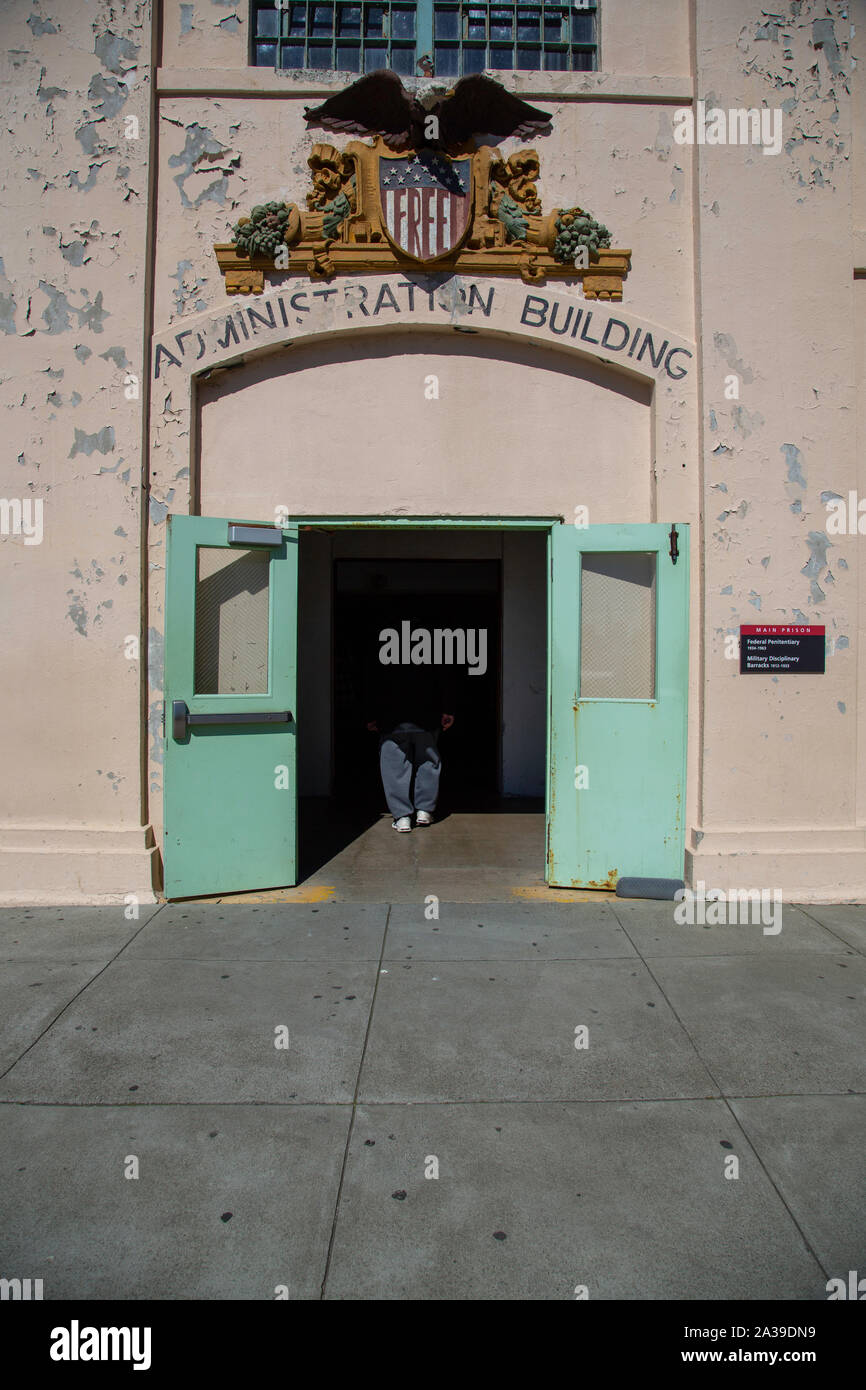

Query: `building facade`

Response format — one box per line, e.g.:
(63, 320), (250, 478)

(1, 0), (863, 904)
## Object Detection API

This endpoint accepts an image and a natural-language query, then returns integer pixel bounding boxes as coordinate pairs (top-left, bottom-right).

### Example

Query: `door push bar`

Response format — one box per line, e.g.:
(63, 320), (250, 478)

(172, 700), (293, 740)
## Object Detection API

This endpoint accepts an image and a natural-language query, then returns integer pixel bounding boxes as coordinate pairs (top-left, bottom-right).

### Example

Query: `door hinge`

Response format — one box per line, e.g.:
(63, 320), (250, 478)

(669, 523), (679, 565)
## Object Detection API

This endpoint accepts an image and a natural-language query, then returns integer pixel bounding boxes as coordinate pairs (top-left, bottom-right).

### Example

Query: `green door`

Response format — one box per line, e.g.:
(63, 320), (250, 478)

(547, 522), (689, 888)
(163, 515), (298, 898)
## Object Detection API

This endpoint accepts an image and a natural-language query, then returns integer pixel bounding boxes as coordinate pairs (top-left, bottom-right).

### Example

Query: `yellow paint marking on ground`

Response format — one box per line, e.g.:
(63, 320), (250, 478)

(280, 885), (337, 903)
(232, 885), (338, 904)
(511, 885), (615, 903)
(173, 885), (338, 905)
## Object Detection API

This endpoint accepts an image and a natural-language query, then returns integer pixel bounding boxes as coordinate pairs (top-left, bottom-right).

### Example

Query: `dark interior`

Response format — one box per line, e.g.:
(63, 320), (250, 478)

(332, 558), (501, 811)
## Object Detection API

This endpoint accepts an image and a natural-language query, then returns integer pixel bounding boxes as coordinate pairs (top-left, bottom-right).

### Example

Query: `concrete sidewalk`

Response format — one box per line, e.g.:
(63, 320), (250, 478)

(0, 899), (863, 1300)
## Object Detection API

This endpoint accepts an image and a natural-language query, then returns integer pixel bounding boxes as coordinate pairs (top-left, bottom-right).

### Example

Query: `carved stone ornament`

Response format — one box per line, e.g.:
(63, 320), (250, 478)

(214, 138), (631, 298)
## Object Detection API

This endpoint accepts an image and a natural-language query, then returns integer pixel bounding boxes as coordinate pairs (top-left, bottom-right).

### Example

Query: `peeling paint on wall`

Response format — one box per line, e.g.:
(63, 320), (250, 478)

(171, 260), (208, 317)
(717, 499), (749, 522)
(167, 124), (236, 210)
(95, 31), (140, 75)
(811, 18), (845, 79)
(0, 259), (17, 333)
(100, 346), (130, 369)
(731, 405), (764, 436)
(28, 14), (59, 37)
(737, 4), (852, 192)
(713, 333), (754, 385)
(68, 426), (115, 458)
(801, 529), (832, 607)
(38, 282), (73, 334)
(781, 442), (807, 489)
(37, 66), (67, 105)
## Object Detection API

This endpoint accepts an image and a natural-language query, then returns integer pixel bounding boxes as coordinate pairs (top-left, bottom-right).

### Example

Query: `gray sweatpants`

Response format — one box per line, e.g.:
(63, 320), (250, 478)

(379, 723), (441, 819)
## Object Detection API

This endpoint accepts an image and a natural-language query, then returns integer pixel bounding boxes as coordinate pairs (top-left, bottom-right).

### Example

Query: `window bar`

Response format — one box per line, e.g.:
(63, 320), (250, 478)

(416, 0), (434, 72)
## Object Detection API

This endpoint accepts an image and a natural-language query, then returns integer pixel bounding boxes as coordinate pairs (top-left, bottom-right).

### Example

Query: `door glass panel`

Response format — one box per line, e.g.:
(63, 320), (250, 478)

(579, 552), (656, 699)
(194, 547), (270, 694)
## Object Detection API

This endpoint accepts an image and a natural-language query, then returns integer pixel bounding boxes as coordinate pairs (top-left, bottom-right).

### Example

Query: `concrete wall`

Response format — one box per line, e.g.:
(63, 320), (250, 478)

(3, 0), (864, 902)
(687, 0), (864, 897)
(0, 0), (157, 903)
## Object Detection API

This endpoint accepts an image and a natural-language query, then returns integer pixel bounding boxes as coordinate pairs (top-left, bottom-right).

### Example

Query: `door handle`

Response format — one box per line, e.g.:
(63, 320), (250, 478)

(172, 700), (293, 740)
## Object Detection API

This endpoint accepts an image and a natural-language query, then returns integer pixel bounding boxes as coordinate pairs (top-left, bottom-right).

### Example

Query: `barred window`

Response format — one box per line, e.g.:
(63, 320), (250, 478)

(432, 1), (597, 74)
(250, 0), (598, 75)
(250, 2), (418, 74)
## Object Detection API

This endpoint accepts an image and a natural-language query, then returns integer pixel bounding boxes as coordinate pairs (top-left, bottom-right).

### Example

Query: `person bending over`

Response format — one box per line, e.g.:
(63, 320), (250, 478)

(365, 659), (455, 832)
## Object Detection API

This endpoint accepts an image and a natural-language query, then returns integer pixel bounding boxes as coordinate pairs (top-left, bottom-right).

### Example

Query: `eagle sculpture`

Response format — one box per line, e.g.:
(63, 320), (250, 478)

(304, 70), (552, 153)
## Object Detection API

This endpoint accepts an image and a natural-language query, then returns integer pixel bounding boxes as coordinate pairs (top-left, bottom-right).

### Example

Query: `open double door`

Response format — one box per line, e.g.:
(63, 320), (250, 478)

(162, 517), (688, 898)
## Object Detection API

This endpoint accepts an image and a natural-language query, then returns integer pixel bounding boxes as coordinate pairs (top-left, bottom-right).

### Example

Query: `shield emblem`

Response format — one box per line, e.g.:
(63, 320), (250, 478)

(379, 152), (472, 261)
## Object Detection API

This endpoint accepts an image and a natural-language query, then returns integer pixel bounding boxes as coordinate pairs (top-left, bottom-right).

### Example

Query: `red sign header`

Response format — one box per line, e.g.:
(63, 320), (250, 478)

(740, 625), (825, 636)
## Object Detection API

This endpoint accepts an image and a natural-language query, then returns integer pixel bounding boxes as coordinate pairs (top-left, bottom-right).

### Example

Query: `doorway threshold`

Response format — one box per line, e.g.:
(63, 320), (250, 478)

(172, 805), (616, 904)
(181, 884), (614, 905)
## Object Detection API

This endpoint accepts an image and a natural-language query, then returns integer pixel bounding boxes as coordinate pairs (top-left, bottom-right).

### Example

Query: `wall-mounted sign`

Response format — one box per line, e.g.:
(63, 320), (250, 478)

(740, 625), (825, 674)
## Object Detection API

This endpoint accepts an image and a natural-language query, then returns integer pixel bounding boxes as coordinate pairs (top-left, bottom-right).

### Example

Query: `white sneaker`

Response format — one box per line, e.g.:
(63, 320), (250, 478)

(392, 816), (412, 832)
(415, 811), (433, 826)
